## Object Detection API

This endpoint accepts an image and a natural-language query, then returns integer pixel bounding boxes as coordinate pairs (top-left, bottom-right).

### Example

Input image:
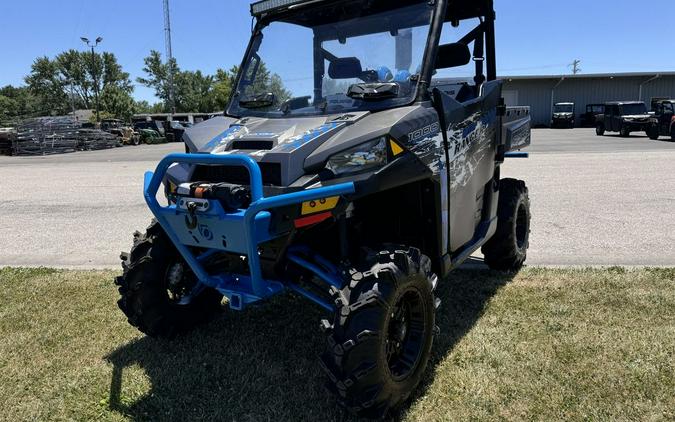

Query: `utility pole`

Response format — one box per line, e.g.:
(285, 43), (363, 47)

(163, 0), (176, 114)
(569, 59), (582, 75)
(80, 36), (103, 122)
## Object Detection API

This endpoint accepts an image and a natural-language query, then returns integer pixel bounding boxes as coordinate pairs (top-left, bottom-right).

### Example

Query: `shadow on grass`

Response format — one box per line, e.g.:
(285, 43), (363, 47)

(105, 266), (514, 421)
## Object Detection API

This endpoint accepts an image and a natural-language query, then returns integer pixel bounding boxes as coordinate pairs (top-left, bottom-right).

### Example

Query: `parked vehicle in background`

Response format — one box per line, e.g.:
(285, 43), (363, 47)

(646, 100), (675, 141)
(134, 120), (167, 144)
(101, 119), (140, 146)
(651, 97), (670, 111)
(164, 120), (192, 143)
(551, 102), (575, 128)
(580, 104), (604, 128)
(134, 120), (165, 137)
(596, 101), (650, 137)
(0, 128), (16, 156)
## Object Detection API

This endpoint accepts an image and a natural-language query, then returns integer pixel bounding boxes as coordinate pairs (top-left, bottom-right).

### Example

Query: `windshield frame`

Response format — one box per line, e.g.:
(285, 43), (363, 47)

(226, 1), (444, 119)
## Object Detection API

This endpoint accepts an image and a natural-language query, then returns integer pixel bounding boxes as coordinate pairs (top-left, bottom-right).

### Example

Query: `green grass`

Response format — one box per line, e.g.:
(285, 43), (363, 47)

(0, 267), (673, 421)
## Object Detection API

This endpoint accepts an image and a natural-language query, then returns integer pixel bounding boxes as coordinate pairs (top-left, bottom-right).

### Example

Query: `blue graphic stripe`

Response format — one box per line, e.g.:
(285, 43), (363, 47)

(275, 122), (343, 152)
(203, 125), (242, 150)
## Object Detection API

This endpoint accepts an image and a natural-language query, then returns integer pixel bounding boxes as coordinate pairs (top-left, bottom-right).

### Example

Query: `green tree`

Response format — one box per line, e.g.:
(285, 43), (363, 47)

(240, 62), (291, 104)
(174, 70), (216, 113)
(212, 68), (236, 111)
(0, 85), (39, 124)
(24, 56), (69, 115)
(133, 100), (164, 114)
(138, 51), (233, 113)
(136, 50), (179, 111)
(137, 51), (290, 113)
(25, 50), (134, 119)
(100, 85), (135, 121)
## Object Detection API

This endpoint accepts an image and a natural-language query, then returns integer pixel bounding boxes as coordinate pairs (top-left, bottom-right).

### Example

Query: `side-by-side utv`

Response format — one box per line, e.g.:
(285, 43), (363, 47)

(647, 100), (675, 141)
(115, 0), (532, 418)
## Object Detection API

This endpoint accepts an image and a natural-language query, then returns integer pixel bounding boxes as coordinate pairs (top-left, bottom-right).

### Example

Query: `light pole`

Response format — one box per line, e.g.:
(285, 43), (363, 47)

(81, 36), (103, 122)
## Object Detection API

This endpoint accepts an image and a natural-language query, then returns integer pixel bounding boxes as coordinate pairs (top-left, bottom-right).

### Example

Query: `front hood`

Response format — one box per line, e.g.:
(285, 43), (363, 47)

(180, 105), (436, 187)
(183, 113), (370, 186)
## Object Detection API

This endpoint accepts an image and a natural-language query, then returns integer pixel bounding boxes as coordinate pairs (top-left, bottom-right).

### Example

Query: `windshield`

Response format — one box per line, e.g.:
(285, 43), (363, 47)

(554, 104), (574, 113)
(227, 3), (434, 118)
(622, 104), (648, 115)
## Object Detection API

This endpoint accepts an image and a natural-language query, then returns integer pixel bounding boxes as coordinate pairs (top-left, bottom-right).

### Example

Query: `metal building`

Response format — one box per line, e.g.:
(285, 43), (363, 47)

(501, 72), (675, 127)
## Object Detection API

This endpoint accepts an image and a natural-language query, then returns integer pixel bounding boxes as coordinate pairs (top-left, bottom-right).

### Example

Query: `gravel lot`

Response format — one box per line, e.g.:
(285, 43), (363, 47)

(0, 128), (673, 268)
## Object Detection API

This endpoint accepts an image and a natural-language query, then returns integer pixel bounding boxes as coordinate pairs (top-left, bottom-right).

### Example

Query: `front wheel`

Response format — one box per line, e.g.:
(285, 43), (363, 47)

(596, 124), (605, 136)
(320, 245), (437, 419)
(482, 178), (531, 271)
(115, 221), (223, 339)
(670, 126), (675, 142)
(647, 126), (659, 140)
(620, 126), (630, 137)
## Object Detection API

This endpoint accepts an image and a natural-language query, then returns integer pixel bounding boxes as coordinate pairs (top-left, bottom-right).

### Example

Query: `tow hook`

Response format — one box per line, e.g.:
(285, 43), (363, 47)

(185, 201), (199, 229)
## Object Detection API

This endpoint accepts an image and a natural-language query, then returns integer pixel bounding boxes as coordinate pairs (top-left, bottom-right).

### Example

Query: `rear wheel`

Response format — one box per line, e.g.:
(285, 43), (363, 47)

(482, 178), (531, 271)
(670, 126), (675, 142)
(596, 124), (605, 136)
(320, 245), (437, 419)
(115, 220), (223, 338)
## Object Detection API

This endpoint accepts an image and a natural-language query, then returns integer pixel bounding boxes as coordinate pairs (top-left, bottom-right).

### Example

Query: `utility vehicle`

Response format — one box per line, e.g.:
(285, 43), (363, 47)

(580, 103), (604, 128)
(164, 120), (192, 143)
(551, 102), (575, 128)
(115, 0), (532, 418)
(596, 101), (650, 137)
(101, 119), (140, 146)
(646, 100), (675, 141)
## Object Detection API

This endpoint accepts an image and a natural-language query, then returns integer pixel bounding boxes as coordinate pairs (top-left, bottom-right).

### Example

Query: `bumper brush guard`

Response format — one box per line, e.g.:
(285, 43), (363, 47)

(144, 153), (355, 310)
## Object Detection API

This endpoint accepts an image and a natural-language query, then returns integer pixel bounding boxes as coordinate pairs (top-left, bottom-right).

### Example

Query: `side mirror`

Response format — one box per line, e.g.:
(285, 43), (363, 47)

(435, 43), (471, 70)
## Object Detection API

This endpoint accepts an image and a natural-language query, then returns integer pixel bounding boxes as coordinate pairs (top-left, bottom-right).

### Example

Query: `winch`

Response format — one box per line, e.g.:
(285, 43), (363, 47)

(177, 182), (252, 211)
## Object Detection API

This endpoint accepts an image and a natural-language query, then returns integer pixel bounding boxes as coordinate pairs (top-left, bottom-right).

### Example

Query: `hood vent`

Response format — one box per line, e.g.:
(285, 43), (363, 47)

(231, 140), (275, 150)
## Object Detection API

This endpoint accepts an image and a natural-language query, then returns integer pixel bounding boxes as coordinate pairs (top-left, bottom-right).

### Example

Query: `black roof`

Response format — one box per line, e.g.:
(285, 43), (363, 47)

(253, 0), (494, 25)
(447, 0), (494, 21)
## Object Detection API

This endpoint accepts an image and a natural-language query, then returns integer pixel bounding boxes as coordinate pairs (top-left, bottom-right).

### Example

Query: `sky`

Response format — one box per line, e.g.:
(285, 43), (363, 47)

(1, 0), (674, 103)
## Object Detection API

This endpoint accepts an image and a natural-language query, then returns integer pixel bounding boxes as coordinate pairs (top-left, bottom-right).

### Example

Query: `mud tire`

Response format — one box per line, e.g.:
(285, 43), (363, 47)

(482, 178), (531, 271)
(320, 245), (437, 419)
(115, 220), (223, 339)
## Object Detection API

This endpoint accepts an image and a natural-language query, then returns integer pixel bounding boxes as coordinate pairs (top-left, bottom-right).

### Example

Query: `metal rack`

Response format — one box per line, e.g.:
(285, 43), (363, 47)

(12, 116), (119, 156)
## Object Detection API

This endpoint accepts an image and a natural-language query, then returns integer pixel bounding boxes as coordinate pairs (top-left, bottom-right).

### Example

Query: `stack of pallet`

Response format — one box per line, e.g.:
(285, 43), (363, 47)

(13, 117), (119, 155)
(15, 117), (80, 155)
(76, 128), (120, 150)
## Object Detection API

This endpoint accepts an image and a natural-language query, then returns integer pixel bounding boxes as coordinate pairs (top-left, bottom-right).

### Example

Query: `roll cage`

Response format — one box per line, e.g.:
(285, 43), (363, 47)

(230, 0), (496, 114)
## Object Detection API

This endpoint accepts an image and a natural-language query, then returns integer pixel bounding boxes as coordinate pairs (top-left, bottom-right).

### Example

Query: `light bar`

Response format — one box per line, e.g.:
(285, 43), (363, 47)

(251, 0), (305, 16)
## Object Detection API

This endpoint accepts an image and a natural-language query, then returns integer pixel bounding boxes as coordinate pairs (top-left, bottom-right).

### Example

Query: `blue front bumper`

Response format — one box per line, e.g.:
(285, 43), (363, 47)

(144, 153), (355, 309)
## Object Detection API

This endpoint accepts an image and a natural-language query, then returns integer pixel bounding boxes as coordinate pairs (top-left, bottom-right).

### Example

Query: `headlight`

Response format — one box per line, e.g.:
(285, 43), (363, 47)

(326, 137), (388, 176)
